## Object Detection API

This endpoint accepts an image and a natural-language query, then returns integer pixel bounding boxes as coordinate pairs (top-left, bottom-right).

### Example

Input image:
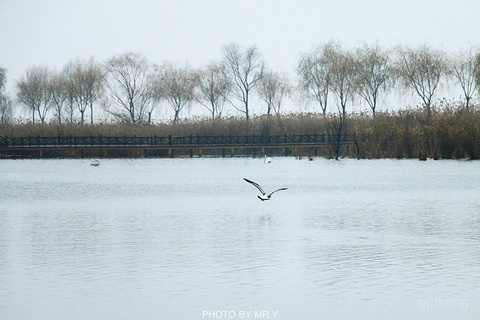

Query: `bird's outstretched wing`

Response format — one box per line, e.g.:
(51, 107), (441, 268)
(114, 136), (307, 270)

(268, 188), (288, 197)
(244, 178), (266, 194)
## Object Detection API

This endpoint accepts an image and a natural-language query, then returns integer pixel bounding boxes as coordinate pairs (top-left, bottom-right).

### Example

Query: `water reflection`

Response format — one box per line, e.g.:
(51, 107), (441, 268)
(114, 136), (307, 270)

(0, 158), (479, 319)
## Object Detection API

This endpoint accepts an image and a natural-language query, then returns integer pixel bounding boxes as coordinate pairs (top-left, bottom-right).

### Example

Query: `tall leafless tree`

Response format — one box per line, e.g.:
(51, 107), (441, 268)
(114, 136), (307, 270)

(0, 67), (6, 92)
(145, 84), (158, 124)
(72, 58), (104, 124)
(196, 62), (231, 119)
(0, 67), (12, 124)
(297, 41), (339, 115)
(476, 53), (480, 94)
(223, 43), (264, 121)
(70, 61), (89, 124)
(396, 44), (447, 116)
(16, 65), (52, 123)
(450, 46), (480, 109)
(104, 52), (153, 123)
(48, 70), (68, 124)
(257, 70), (291, 115)
(62, 58), (92, 124)
(0, 94), (13, 124)
(330, 47), (357, 117)
(322, 44), (358, 160)
(354, 43), (393, 117)
(62, 62), (79, 123)
(153, 62), (197, 122)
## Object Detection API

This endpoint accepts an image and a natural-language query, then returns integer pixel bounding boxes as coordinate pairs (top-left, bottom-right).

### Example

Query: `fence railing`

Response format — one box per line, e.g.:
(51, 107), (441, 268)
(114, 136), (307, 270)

(0, 134), (358, 148)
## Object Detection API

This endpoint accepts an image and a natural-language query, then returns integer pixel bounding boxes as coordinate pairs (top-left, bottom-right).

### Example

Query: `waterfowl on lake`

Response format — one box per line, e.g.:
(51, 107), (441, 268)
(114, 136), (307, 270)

(244, 178), (288, 201)
(90, 159), (100, 166)
(264, 155), (272, 163)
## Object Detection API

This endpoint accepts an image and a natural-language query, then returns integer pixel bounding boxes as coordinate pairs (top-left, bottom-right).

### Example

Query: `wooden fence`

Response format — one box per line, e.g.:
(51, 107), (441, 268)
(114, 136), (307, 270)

(0, 133), (358, 158)
(1, 133), (356, 147)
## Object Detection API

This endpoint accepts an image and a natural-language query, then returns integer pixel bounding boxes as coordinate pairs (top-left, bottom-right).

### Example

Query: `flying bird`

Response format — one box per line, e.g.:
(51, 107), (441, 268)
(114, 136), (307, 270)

(244, 178), (288, 201)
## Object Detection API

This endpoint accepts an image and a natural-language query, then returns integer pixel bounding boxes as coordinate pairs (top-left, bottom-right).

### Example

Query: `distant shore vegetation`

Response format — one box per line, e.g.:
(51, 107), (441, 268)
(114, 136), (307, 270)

(1, 40), (480, 159)
(1, 102), (479, 160)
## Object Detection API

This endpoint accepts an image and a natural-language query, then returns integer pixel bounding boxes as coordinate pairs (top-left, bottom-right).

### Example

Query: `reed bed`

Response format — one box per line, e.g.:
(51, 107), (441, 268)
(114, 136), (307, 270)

(352, 104), (480, 159)
(1, 103), (479, 159)
(0, 113), (328, 137)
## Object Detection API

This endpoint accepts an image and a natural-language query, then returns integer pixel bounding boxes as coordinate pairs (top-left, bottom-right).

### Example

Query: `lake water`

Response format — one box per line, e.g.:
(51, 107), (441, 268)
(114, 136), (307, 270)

(0, 157), (479, 320)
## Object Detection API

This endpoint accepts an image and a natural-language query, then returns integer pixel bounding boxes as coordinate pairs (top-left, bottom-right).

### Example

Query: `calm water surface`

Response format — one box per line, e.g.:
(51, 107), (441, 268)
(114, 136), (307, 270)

(0, 158), (479, 320)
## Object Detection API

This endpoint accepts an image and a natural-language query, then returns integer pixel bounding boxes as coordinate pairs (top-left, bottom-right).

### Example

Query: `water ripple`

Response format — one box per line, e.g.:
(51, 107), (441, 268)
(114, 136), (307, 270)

(1, 158), (479, 320)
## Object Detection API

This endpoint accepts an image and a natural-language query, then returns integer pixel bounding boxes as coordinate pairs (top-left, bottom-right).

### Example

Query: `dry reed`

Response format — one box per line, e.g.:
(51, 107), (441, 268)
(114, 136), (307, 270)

(1, 103), (479, 159)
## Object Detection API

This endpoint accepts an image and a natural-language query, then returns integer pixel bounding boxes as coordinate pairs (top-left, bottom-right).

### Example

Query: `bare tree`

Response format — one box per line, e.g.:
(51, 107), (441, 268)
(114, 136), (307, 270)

(0, 67), (12, 124)
(330, 47), (357, 117)
(104, 52), (153, 123)
(322, 44), (358, 160)
(297, 41), (355, 158)
(355, 42), (393, 117)
(257, 70), (291, 115)
(396, 44), (447, 116)
(16, 65), (52, 123)
(70, 61), (89, 124)
(297, 41), (339, 115)
(48, 70), (68, 124)
(450, 46), (480, 108)
(476, 53), (480, 94)
(62, 62), (79, 123)
(0, 94), (13, 124)
(196, 62), (231, 119)
(72, 58), (104, 124)
(0, 67), (6, 91)
(223, 43), (264, 121)
(145, 85), (158, 124)
(63, 59), (90, 124)
(153, 62), (197, 122)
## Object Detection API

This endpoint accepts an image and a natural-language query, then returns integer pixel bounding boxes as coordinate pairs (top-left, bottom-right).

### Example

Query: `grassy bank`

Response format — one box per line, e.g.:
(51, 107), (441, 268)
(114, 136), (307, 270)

(0, 113), (330, 137)
(352, 104), (480, 159)
(1, 103), (479, 159)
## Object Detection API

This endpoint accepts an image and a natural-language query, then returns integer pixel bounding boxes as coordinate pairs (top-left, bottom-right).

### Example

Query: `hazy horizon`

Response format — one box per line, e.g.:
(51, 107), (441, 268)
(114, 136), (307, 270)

(2, 0), (480, 118)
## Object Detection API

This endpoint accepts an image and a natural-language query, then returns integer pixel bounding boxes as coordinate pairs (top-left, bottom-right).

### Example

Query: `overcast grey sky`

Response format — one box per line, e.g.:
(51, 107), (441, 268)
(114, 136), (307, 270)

(1, 0), (480, 112)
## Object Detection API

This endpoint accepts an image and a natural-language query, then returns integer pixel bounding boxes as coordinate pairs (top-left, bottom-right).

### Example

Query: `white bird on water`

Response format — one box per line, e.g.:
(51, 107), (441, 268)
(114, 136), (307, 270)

(244, 178), (288, 201)
(264, 155), (272, 163)
(90, 159), (100, 166)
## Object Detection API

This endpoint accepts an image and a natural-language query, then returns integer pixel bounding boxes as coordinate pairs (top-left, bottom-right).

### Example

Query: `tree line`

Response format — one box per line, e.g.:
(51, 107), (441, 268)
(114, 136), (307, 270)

(1, 41), (480, 125)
